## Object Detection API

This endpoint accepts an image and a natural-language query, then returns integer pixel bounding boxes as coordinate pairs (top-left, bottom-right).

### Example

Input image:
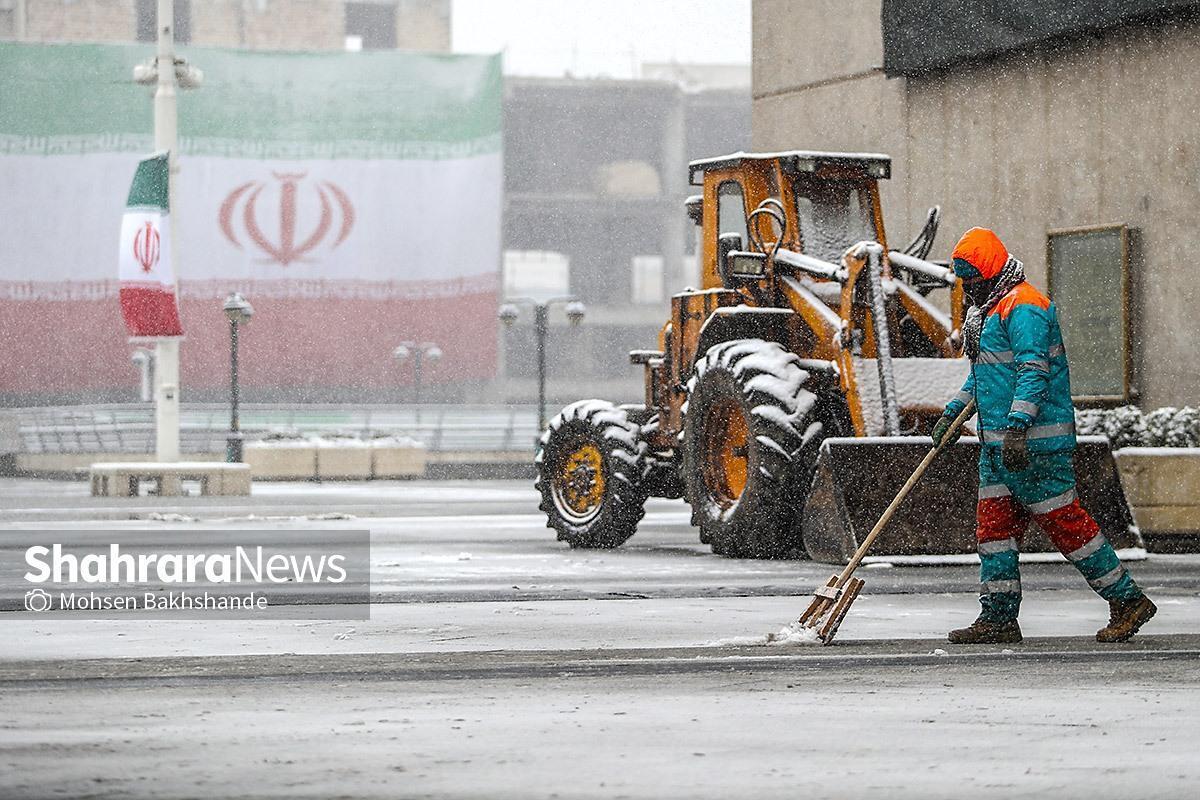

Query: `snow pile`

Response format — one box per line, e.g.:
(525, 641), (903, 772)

(247, 432), (424, 449)
(1103, 406), (1146, 449)
(1144, 406), (1200, 448)
(706, 620), (823, 647)
(1075, 405), (1200, 449)
(250, 431), (312, 449)
(764, 622), (823, 646)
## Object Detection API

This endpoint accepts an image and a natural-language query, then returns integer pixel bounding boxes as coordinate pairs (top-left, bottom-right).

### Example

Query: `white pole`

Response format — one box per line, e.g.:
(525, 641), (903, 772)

(153, 0), (181, 462)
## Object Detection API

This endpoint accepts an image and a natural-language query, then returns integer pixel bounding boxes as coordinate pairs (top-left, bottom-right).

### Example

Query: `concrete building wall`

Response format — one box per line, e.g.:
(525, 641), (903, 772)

(752, 0), (911, 230)
(752, 0), (1200, 408)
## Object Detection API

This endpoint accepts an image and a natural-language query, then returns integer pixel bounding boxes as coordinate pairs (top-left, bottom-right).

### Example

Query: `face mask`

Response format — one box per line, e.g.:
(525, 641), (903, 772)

(963, 277), (997, 307)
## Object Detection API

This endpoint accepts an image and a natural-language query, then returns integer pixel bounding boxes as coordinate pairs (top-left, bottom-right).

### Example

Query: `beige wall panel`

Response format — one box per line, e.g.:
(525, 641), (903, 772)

(395, 5), (450, 52)
(752, 0), (884, 98)
(905, 55), (1059, 281)
(27, 0), (135, 43)
(753, 73), (915, 245)
(191, 0), (243, 47)
(242, 0), (342, 50)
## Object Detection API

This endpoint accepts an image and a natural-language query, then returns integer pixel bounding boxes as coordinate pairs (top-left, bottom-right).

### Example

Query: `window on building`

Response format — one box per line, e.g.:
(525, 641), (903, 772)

(631, 255), (665, 304)
(716, 180), (747, 244)
(136, 0), (191, 44)
(1047, 224), (1132, 403)
(503, 250), (570, 299)
(345, 1), (397, 50)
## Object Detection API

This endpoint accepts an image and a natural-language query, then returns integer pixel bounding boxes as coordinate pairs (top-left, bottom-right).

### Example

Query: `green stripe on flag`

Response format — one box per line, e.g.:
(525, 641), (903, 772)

(0, 42), (502, 158)
(125, 153), (169, 210)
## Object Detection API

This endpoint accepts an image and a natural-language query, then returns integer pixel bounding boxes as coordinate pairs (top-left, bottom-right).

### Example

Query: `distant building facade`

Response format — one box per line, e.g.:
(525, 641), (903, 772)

(1, 1), (749, 407)
(0, 0), (451, 52)
(752, 0), (1200, 410)
(498, 77), (751, 405)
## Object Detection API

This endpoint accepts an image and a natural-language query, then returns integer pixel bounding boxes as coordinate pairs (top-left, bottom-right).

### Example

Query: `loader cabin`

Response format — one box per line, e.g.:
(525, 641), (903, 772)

(687, 150), (891, 290)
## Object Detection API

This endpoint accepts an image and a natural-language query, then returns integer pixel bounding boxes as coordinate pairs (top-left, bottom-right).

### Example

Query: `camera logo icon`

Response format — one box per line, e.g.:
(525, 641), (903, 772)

(24, 588), (52, 613)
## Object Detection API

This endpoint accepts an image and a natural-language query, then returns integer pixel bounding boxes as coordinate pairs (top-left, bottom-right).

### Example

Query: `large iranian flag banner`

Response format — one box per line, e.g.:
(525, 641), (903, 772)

(0, 42), (501, 401)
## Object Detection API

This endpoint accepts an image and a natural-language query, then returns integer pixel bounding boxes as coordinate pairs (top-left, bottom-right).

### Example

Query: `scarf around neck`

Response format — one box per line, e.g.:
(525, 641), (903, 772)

(962, 256), (1025, 362)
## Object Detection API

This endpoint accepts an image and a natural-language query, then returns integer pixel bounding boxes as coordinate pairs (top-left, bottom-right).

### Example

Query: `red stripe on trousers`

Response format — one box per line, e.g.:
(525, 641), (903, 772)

(977, 496), (1028, 544)
(1035, 500), (1100, 555)
(976, 497), (1101, 554)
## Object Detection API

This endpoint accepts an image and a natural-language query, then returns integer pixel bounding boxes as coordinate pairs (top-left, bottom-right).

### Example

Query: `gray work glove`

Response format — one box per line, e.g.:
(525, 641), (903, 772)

(1002, 428), (1030, 472)
(930, 414), (962, 449)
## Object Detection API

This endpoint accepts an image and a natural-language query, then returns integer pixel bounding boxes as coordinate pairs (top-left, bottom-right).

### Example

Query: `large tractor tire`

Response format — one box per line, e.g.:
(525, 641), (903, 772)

(535, 400), (649, 549)
(682, 339), (825, 558)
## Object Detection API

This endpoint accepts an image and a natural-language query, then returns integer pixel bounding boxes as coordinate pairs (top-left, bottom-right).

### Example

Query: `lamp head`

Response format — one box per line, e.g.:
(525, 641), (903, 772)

(498, 303), (520, 327)
(565, 300), (586, 326)
(223, 292), (253, 324)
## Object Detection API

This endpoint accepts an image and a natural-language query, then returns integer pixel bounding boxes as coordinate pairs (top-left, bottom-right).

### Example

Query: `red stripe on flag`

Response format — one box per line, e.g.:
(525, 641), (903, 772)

(119, 287), (184, 338)
(0, 292), (498, 397)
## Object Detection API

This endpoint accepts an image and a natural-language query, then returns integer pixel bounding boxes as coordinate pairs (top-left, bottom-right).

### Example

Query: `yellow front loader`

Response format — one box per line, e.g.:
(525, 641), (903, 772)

(535, 151), (1138, 561)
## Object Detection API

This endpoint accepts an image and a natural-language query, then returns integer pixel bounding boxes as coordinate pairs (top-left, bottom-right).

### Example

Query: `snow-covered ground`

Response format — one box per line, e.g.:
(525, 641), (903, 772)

(0, 476), (1197, 799)
(3, 591), (1198, 661)
(2, 643), (1197, 800)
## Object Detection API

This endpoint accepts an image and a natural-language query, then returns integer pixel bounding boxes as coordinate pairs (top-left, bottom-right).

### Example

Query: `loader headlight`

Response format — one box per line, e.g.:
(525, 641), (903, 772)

(728, 251), (767, 277)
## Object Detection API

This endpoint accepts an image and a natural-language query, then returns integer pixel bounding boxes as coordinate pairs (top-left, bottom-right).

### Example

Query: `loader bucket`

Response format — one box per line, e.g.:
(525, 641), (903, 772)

(801, 435), (1142, 563)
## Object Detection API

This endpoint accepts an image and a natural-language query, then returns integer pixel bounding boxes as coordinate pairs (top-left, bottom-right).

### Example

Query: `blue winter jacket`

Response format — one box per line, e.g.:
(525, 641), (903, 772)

(944, 282), (1077, 453)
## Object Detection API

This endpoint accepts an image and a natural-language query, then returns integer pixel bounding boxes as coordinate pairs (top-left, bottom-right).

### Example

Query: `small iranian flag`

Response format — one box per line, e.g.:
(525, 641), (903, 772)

(118, 152), (183, 337)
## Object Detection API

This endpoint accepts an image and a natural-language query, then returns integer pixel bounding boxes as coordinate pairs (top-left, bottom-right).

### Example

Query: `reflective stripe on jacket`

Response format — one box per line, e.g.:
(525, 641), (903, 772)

(945, 282), (1076, 453)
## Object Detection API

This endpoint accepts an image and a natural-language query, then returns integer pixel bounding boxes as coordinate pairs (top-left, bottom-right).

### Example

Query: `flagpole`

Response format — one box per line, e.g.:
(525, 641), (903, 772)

(153, 0), (180, 463)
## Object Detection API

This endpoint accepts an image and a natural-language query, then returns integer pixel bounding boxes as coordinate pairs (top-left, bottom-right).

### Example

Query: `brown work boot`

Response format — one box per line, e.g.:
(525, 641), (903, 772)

(1096, 595), (1157, 643)
(948, 617), (1022, 644)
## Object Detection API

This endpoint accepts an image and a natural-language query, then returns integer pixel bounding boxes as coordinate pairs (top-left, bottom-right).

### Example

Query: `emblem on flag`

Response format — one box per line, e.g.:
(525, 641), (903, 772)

(219, 172), (355, 266)
(133, 221), (161, 273)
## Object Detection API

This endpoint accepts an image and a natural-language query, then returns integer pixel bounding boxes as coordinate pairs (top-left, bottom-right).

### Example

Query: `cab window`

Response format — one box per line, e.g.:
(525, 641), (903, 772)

(716, 181), (747, 244)
(793, 178), (876, 263)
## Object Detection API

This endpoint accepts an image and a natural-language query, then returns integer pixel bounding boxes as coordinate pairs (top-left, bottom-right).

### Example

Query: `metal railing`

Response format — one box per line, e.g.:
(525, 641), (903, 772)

(10, 404), (542, 455)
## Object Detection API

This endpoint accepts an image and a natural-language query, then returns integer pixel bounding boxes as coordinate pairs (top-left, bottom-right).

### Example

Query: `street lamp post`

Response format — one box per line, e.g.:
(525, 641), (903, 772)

(223, 292), (253, 462)
(132, 0), (203, 463)
(393, 342), (443, 420)
(498, 297), (586, 434)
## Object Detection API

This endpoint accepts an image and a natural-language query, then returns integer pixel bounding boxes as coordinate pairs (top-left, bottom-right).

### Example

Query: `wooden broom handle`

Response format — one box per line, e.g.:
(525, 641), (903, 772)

(833, 399), (976, 585)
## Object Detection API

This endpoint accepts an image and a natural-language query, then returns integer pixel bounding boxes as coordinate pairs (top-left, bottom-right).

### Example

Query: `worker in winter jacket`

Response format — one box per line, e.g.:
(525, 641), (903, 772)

(930, 227), (1156, 644)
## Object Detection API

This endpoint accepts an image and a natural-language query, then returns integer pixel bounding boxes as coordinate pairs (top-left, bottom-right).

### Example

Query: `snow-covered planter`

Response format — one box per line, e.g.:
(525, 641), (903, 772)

(244, 433), (427, 480)
(314, 436), (372, 480)
(244, 437), (318, 480)
(1080, 406), (1200, 550)
(369, 435), (427, 479)
(1114, 448), (1200, 550)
